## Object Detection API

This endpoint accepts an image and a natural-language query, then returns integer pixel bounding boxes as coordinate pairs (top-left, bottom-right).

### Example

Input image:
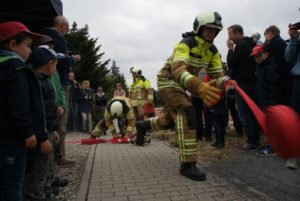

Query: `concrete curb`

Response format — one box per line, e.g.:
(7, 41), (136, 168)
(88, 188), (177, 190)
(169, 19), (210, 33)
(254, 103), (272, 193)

(75, 144), (96, 201)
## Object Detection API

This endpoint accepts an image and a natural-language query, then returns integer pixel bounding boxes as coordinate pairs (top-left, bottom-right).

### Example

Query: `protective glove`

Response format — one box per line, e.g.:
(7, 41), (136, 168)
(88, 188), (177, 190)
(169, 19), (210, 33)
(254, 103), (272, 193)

(196, 80), (222, 107)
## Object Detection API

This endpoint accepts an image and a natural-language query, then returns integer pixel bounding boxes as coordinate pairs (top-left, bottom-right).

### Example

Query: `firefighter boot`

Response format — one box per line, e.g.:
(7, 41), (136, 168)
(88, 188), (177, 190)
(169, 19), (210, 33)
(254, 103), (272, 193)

(135, 120), (151, 146)
(180, 162), (206, 181)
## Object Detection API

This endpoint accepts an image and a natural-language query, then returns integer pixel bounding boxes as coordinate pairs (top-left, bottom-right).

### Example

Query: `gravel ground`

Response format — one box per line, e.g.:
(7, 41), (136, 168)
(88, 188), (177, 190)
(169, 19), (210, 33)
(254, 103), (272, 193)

(55, 132), (91, 201)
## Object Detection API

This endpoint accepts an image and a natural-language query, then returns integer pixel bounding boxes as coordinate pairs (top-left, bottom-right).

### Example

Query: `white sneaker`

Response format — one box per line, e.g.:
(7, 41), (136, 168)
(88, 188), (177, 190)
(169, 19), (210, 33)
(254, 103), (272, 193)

(285, 158), (298, 169)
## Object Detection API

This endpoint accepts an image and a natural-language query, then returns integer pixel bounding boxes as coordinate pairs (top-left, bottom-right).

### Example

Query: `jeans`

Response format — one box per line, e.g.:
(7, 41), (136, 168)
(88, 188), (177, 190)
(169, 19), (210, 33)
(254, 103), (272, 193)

(191, 96), (212, 139)
(0, 141), (27, 201)
(210, 98), (226, 145)
(235, 83), (260, 146)
(225, 98), (243, 133)
(81, 112), (92, 132)
(291, 76), (300, 115)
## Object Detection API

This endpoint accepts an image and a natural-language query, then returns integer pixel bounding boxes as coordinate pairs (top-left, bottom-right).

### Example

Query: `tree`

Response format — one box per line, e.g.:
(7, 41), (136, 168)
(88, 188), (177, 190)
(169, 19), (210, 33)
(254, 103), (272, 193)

(65, 22), (111, 92)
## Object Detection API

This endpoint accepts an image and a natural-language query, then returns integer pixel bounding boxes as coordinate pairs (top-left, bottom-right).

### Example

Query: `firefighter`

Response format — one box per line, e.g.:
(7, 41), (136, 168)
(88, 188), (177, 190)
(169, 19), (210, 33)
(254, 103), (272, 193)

(91, 96), (136, 142)
(129, 67), (154, 120)
(135, 11), (227, 181)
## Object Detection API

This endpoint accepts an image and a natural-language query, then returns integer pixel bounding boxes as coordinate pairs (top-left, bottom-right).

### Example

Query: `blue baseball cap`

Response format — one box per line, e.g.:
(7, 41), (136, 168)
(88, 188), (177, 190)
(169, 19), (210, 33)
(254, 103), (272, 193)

(29, 45), (65, 68)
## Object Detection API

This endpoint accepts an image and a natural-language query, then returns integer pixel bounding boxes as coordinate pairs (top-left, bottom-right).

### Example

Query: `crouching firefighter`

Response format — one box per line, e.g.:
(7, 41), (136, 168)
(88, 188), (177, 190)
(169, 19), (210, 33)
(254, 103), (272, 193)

(135, 11), (228, 181)
(91, 96), (136, 143)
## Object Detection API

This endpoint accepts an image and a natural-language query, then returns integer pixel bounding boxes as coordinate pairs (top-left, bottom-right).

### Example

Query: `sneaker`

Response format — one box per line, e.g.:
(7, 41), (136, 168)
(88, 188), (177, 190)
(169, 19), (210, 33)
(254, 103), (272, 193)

(51, 177), (69, 187)
(57, 159), (75, 167)
(285, 158), (298, 169)
(256, 145), (276, 157)
(239, 143), (258, 152)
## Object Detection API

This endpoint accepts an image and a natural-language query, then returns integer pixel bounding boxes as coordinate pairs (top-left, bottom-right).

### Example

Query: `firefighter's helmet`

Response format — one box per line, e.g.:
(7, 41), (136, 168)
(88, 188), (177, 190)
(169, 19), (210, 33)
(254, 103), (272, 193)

(193, 11), (223, 37)
(130, 67), (142, 76)
(109, 100), (123, 117)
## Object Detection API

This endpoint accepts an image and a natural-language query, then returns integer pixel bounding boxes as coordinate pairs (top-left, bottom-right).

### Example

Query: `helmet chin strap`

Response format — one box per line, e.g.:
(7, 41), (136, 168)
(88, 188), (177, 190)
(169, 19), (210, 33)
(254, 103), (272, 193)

(112, 118), (120, 136)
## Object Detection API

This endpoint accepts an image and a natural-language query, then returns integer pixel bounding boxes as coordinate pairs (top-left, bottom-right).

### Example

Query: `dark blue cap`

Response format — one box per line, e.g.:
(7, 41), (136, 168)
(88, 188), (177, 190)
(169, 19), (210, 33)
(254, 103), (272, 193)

(29, 45), (65, 68)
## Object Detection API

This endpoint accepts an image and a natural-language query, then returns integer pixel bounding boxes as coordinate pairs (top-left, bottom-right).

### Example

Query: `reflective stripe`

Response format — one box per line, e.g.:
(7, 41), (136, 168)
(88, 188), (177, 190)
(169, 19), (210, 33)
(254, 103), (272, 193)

(108, 125), (115, 133)
(150, 117), (160, 131)
(179, 71), (193, 87)
(176, 111), (185, 162)
(126, 126), (134, 132)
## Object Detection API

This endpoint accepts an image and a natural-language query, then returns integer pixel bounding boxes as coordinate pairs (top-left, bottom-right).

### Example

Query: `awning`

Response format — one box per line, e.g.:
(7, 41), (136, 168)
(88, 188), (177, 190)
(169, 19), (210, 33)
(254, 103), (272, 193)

(0, 0), (63, 33)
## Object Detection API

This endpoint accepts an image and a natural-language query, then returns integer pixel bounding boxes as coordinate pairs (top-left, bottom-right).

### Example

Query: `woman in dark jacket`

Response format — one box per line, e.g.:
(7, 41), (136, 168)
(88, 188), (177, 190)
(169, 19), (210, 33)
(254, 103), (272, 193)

(78, 80), (93, 133)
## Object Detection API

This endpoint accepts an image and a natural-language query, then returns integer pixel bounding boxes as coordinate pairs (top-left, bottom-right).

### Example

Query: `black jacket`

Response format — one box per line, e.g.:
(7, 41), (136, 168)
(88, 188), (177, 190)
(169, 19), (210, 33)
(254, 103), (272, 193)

(0, 52), (47, 142)
(227, 37), (257, 85)
(43, 28), (76, 86)
(36, 73), (60, 132)
(256, 57), (280, 109)
(265, 35), (293, 82)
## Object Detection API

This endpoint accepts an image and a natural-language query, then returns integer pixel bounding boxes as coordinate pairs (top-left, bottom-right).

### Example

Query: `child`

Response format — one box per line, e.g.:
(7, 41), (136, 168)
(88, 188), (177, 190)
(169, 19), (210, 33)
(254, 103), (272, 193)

(0, 21), (45, 201)
(27, 45), (64, 200)
(251, 45), (280, 156)
(114, 82), (126, 97)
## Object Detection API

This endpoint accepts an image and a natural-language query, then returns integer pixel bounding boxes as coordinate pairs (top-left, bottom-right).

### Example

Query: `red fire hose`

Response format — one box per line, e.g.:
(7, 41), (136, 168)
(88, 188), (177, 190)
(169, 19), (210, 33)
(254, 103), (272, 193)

(234, 85), (300, 159)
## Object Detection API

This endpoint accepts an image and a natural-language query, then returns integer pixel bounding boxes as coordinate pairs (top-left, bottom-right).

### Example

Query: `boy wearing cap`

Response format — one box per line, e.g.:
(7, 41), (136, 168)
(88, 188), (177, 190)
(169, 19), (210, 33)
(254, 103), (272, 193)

(251, 45), (280, 156)
(26, 45), (64, 200)
(0, 21), (46, 201)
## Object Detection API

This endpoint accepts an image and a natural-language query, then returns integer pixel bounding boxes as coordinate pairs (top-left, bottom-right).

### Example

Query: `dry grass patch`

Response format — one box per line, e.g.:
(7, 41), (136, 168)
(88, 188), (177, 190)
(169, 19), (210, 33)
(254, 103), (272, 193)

(150, 124), (260, 164)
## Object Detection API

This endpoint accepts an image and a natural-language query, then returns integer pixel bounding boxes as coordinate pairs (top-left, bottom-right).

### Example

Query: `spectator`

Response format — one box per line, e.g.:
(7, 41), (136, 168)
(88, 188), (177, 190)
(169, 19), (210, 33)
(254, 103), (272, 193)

(32, 36), (70, 189)
(222, 62), (243, 135)
(94, 86), (107, 123)
(114, 82), (126, 97)
(0, 21), (42, 201)
(284, 23), (300, 169)
(78, 80), (93, 133)
(43, 16), (81, 166)
(250, 45), (280, 157)
(27, 45), (63, 200)
(264, 25), (293, 105)
(252, 32), (263, 45)
(227, 24), (260, 151)
(67, 72), (80, 131)
(191, 70), (213, 142)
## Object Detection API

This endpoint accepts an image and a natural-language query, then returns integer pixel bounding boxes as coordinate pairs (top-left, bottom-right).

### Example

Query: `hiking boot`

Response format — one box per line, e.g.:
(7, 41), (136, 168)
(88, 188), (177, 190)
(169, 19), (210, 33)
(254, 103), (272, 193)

(51, 177), (69, 187)
(57, 159), (75, 166)
(135, 121), (150, 146)
(180, 162), (206, 181)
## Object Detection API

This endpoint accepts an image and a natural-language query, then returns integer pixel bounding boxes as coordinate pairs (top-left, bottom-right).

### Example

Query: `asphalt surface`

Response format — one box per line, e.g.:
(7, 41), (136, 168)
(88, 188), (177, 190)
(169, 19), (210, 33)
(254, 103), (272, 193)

(209, 151), (300, 201)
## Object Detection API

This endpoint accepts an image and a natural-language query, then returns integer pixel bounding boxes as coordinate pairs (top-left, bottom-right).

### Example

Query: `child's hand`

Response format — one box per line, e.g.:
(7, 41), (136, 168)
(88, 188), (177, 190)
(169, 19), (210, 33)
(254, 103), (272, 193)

(54, 131), (60, 144)
(40, 140), (52, 156)
(25, 134), (37, 149)
(57, 106), (65, 116)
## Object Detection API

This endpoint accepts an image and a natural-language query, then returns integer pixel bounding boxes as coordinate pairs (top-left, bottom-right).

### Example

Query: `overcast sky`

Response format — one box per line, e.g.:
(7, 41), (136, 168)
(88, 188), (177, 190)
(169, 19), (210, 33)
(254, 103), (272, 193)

(63, 0), (299, 89)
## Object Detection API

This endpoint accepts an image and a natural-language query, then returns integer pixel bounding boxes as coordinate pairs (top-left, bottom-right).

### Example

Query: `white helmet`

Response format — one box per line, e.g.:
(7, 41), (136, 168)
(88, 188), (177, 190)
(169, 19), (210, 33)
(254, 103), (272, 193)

(130, 67), (142, 76)
(109, 101), (123, 117)
(193, 11), (223, 37)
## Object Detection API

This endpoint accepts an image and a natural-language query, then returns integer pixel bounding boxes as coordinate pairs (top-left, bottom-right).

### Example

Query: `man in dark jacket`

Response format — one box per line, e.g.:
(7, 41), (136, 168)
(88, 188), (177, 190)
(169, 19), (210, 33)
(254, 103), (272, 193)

(43, 16), (81, 166)
(264, 25), (293, 105)
(227, 24), (260, 151)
